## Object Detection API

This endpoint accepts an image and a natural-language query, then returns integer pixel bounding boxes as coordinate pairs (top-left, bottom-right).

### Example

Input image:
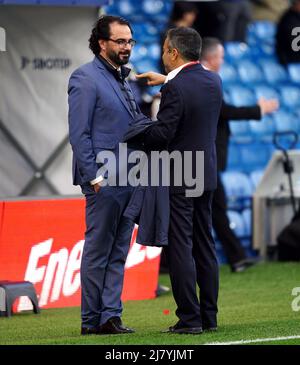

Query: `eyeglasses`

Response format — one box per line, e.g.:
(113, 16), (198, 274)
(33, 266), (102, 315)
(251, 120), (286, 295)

(107, 38), (137, 47)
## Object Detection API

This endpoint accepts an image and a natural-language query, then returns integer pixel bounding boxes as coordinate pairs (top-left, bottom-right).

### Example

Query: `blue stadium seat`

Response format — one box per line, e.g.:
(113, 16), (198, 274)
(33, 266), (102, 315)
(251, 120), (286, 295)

(288, 63), (300, 84)
(252, 85), (279, 101)
(224, 42), (251, 62)
(227, 85), (256, 106)
(219, 63), (239, 84)
(227, 210), (246, 238)
(259, 59), (288, 84)
(229, 121), (253, 143)
(247, 21), (276, 45)
(148, 43), (161, 61)
(133, 22), (159, 44)
(105, 0), (141, 19)
(279, 85), (300, 109)
(239, 142), (272, 172)
(221, 171), (253, 209)
(295, 107), (300, 120)
(250, 169), (264, 190)
(237, 60), (265, 84)
(133, 59), (159, 74)
(258, 43), (276, 58)
(249, 115), (275, 142)
(130, 44), (149, 63)
(141, 0), (172, 22)
(273, 110), (300, 133)
(242, 208), (252, 237)
(227, 142), (241, 170)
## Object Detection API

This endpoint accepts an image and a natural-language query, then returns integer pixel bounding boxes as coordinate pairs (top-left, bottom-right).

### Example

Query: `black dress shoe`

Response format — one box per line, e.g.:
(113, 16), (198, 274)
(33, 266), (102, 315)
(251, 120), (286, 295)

(166, 322), (203, 335)
(81, 326), (101, 335)
(98, 316), (135, 334)
(231, 257), (260, 273)
(203, 326), (218, 332)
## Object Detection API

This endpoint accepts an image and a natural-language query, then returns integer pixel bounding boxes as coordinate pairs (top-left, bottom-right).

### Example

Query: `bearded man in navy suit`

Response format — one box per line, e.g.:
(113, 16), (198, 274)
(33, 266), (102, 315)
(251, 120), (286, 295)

(68, 15), (141, 335)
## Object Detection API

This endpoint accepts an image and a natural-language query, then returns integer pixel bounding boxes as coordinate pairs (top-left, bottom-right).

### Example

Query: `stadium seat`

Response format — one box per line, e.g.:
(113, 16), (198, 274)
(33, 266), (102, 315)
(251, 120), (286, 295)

(229, 121), (253, 143)
(247, 21), (276, 44)
(130, 44), (149, 63)
(273, 110), (300, 133)
(227, 210), (246, 238)
(227, 85), (256, 106)
(258, 43), (276, 58)
(295, 107), (300, 120)
(148, 43), (161, 61)
(141, 0), (172, 22)
(239, 142), (272, 172)
(259, 59), (288, 84)
(105, 0), (140, 19)
(288, 63), (300, 84)
(133, 59), (159, 74)
(250, 169), (264, 190)
(252, 85), (279, 101)
(279, 85), (300, 109)
(219, 62), (239, 84)
(224, 42), (251, 62)
(227, 142), (241, 170)
(237, 60), (265, 84)
(249, 115), (275, 142)
(221, 171), (253, 209)
(133, 22), (160, 44)
(241, 208), (252, 237)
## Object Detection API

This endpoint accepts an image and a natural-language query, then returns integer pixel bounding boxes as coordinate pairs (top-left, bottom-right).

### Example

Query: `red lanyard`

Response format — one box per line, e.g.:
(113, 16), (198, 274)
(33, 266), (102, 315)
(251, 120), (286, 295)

(181, 61), (200, 70)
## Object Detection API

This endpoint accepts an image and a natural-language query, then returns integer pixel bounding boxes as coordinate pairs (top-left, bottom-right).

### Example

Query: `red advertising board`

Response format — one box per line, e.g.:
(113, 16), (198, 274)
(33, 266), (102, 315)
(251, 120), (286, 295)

(0, 198), (161, 311)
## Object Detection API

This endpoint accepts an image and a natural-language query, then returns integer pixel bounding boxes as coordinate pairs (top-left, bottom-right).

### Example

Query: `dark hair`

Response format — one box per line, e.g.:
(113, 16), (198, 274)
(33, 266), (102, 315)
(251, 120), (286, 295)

(89, 15), (133, 55)
(170, 1), (198, 23)
(200, 37), (222, 60)
(167, 27), (202, 61)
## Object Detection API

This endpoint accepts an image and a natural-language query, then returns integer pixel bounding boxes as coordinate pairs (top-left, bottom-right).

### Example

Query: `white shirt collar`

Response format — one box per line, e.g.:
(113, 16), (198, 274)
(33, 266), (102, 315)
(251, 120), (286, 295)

(164, 62), (192, 84)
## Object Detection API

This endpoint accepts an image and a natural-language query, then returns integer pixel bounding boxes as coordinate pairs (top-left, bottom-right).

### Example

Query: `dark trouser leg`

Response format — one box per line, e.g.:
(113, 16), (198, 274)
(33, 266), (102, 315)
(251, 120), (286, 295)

(193, 191), (219, 328)
(80, 185), (133, 328)
(100, 188), (134, 325)
(212, 174), (246, 266)
(166, 194), (202, 328)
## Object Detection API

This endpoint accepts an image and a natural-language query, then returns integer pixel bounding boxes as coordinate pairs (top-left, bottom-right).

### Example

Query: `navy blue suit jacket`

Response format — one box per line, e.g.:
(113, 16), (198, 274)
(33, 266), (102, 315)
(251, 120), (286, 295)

(144, 63), (223, 192)
(68, 57), (139, 186)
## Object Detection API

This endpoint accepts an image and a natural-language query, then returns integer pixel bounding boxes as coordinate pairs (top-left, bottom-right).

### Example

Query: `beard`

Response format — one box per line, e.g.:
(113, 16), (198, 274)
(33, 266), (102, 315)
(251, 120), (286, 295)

(107, 48), (131, 66)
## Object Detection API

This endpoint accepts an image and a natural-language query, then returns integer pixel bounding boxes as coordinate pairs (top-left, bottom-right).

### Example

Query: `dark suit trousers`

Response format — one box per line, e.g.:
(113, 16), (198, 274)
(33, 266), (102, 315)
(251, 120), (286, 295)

(80, 184), (134, 329)
(212, 173), (246, 266)
(165, 191), (219, 328)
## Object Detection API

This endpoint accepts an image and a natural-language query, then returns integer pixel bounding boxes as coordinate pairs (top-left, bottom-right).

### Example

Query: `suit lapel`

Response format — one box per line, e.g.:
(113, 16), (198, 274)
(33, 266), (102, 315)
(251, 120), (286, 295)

(93, 57), (134, 118)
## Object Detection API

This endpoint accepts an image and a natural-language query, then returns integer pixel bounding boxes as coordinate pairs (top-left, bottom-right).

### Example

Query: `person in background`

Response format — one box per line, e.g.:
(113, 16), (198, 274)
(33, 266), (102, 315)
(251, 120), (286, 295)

(276, 0), (300, 65)
(159, 1), (198, 73)
(250, 0), (289, 23)
(195, 0), (252, 43)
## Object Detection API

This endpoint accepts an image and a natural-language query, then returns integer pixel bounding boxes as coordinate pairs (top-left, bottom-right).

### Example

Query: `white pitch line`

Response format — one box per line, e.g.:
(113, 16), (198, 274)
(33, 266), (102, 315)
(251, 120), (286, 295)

(205, 335), (300, 345)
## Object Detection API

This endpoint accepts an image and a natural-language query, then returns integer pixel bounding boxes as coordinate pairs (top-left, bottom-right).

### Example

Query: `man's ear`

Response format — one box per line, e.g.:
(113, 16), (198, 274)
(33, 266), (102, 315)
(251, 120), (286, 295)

(99, 39), (106, 52)
(172, 48), (179, 61)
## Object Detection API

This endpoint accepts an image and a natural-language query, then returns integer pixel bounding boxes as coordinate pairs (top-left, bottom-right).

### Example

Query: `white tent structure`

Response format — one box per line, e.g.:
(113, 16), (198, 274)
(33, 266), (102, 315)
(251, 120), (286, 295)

(0, 1), (108, 197)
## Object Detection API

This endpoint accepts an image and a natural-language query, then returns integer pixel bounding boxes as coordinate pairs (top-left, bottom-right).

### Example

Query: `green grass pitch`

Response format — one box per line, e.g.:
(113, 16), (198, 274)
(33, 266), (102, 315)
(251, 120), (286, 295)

(1, 262), (300, 345)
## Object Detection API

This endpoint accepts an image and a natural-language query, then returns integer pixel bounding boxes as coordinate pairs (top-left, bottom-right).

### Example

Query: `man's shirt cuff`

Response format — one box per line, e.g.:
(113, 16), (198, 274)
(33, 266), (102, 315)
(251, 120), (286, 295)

(90, 175), (104, 185)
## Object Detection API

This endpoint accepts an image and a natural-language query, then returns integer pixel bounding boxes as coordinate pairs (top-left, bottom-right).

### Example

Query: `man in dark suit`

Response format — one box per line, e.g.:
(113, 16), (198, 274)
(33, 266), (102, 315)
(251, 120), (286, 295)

(137, 27), (223, 333)
(68, 15), (141, 335)
(200, 37), (279, 272)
